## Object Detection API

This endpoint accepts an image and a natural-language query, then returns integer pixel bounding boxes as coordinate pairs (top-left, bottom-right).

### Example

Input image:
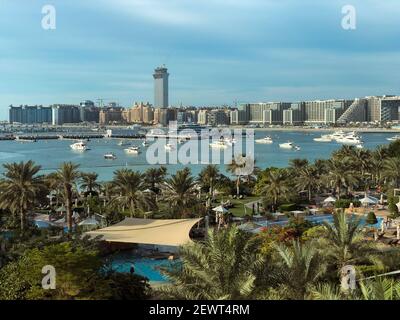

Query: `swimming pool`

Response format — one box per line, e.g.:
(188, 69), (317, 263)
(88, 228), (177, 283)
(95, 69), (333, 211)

(256, 214), (384, 229)
(111, 254), (180, 282)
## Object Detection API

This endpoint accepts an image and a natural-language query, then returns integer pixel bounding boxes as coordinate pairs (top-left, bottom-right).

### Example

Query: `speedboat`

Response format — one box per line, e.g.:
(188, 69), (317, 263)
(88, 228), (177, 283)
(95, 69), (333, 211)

(255, 136), (273, 144)
(142, 140), (149, 147)
(70, 141), (89, 151)
(164, 143), (175, 151)
(124, 146), (140, 154)
(104, 153), (117, 160)
(210, 140), (228, 149)
(387, 135), (400, 141)
(279, 141), (297, 149)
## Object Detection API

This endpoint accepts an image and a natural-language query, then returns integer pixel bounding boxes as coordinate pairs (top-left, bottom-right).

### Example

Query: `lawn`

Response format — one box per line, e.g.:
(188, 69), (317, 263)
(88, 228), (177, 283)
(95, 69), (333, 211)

(213, 196), (262, 217)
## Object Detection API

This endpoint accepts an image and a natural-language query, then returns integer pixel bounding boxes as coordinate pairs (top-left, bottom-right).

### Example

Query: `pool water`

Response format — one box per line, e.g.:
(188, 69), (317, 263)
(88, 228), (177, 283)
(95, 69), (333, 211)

(111, 255), (180, 282)
(257, 214), (384, 229)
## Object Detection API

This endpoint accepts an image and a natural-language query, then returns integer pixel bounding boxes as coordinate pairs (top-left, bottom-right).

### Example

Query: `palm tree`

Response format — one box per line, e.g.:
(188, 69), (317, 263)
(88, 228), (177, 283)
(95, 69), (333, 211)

(289, 159), (309, 171)
(54, 162), (80, 233)
(227, 154), (253, 197)
(198, 165), (220, 197)
(111, 169), (150, 218)
(273, 240), (325, 300)
(382, 157), (400, 188)
(143, 166), (167, 194)
(259, 169), (290, 209)
(321, 211), (377, 270)
(371, 146), (388, 185)
(359, 278), (400, 300)
(295, 165), (318, 202)
(80, 172), (101, 196)
(160, 226), (264, 299)
(162, 168), (197, 217)
(0, 161), (44, 232)
(325, 158), (358, 198)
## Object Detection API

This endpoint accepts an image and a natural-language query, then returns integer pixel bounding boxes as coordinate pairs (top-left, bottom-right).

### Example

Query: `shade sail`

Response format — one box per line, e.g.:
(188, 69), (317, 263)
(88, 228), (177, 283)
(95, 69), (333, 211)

(86, 218), (202, 246)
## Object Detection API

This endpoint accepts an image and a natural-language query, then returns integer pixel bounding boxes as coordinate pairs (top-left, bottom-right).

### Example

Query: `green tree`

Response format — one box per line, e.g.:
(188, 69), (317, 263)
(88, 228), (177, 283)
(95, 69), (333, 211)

(258, 169), (290, 209)
(111, 169), (151, 218)
(382, 157), (400, 188)
(273, 240), (325, 300)
(160, 226), (264, 299)
(366, 212), (378, 225)
(80, 172), (101, 196)
(0, 161), (45, 232)
(162, 168), (197, 217)
(295, 165), (318, 202)
(143, 166), (167, 194)
(54, 162), (81, 233)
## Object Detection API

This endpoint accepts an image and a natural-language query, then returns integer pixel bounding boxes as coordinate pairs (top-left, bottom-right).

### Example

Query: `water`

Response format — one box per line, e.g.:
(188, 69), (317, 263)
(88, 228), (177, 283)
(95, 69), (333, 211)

(0, 130), (395, 181)
(111, 255), (179, 282)
(256, 214), (384, 229)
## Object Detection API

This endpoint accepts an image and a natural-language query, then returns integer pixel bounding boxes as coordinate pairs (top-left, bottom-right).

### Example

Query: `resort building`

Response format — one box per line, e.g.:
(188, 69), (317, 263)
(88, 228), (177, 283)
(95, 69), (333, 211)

(245, 102), (291, 125)
(283, 103), (305, 125)
(51, 104), (81, 125)
(99, 107), (124, 125)
(79, 100), (100, 123)
(153, 65), (169, 108)
(337, 99), (368, 124)
(123, 102), (153, 124)
(9, 105), (52, 124)
(367, 96), (400, 123)
(197, 110), (208, 125)
(303, 99), (354, 124)
(207, 109), (230, 126)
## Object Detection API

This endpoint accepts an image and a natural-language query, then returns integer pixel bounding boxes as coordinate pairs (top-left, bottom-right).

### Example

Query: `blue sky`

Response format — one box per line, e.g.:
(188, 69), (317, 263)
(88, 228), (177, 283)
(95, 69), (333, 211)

(0, 0), (400, 120)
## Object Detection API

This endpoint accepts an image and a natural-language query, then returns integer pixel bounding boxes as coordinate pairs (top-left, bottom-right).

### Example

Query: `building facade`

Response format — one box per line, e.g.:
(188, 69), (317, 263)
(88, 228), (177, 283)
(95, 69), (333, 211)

(51, 105), (81, 125)
(9, 105), (52, 124)
(153, 66), (169, 108)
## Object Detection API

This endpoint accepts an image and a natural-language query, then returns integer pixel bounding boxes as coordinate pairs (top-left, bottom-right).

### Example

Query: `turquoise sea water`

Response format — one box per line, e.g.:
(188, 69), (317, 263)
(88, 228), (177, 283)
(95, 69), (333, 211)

(0, 130), (395, 181)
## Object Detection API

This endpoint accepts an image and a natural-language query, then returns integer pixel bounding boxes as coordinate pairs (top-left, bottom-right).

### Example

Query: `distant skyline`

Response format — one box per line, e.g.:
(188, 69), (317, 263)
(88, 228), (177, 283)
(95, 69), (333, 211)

(1, 0), (400, 120)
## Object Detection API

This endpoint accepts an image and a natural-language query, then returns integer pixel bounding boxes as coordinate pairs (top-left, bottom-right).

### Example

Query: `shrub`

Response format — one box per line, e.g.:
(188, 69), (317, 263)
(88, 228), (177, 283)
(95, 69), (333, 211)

(334, 199), (360, 209)
(278, 203), (298, 212)
(366, 212), (378, 225)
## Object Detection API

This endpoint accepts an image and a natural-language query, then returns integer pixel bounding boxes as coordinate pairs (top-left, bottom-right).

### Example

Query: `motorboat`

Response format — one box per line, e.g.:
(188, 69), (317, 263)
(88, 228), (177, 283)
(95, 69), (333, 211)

(329, 131), (346, 141)
(124, 146), (140, 154)
(224, 137), (237, 146)
(142, 140), (149, 147)
(336, 135), (363, 145)
(117, 140), (130, 146)
(387, 135), (400, 141)
(255, 136), (273, 144)
(210, 140), (228, 149)
(313, 134), (332, 142)
(70, 141), (89, 151)
(104, 153), (117, 160)
(279, 141), (298, 149)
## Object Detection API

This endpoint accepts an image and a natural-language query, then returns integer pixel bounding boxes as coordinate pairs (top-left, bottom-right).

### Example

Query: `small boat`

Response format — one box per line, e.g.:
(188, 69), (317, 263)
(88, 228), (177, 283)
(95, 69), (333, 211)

(279, 142), (296, 149)
(336, 135), (362, 145)
(313, 134), (332, 142)
(124, 146), (140, 154)
(142, 140), (149, 147)
(70, 140), (89, 151)
(104, 153), (117, 160)
(255, 136), (273, 144)
(117, 140), (130, 146)
(387, 135), (400, 141)
(294, 146), (301, 151)
(356, 144), (364, 149)
(164, 143), (175, 151)
(210, 140), (228, 149)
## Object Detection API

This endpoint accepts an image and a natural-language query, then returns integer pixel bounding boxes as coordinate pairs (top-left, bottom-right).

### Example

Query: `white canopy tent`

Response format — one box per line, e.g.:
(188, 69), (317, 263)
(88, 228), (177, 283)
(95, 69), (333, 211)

(360, 195), (378, 206)
(86, 218), (202, 247)
(212, 205), (229, 213)
(323, 196), (337, 203)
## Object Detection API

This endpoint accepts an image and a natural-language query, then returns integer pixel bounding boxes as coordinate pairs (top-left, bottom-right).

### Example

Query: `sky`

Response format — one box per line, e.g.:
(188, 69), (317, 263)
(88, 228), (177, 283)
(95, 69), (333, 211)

(0, 0), (400, 120)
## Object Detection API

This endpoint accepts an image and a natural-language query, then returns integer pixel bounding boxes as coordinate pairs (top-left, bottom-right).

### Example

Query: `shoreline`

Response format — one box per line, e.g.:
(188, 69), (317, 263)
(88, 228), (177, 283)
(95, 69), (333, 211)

(228, 126), (400, 133)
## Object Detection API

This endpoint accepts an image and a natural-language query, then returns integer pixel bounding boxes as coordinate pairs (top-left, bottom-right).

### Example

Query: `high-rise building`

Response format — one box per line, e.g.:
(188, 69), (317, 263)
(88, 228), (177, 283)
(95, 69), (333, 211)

(99, 107), (124, 125)
(9, 105), (52, 124)
(153, 66), (169, 108)
(207, 109), (230, 126)
(79, 100), (100, 123)
(51, 105), (81, 125)
(197, 110), (208, 125)
(283, 103), (305, 125)
(303, 100), (353, 124)
(246, 102), (291, 124)
(367, 96), (400, 122)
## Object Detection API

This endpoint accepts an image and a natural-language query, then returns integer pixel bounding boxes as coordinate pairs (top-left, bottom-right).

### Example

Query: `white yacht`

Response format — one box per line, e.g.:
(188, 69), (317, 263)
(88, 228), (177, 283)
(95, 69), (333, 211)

(164, 143), (175, 151)
(210, 140), (228, 149)
(279, 141), (297, 149)
(336, 133), (363, 145)
(104, 153), (117, 160)
(70, 141), (89, 151)
(124, 146), (140, 154)
(387, 135), (400, 141)
(330, 131), (346, 141)
(313, 134), (332, 142)
(255, 136), (273, 144)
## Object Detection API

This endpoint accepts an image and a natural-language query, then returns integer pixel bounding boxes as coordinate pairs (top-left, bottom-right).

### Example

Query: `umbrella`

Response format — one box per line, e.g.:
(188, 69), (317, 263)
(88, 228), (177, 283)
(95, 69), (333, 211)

(78, 217), (99, 227)
(323, 196), (337, 203)
(212, 205), (229, 213)
(360, 195), (378, 205)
